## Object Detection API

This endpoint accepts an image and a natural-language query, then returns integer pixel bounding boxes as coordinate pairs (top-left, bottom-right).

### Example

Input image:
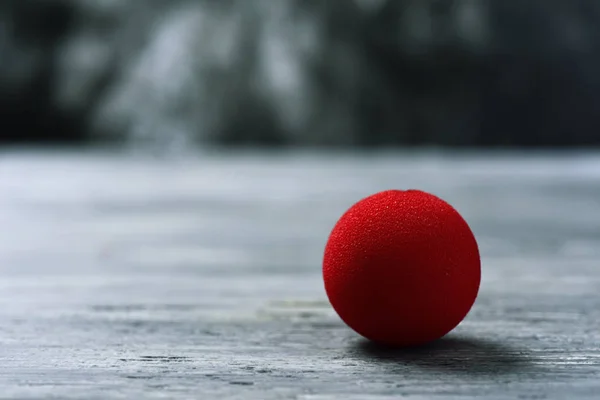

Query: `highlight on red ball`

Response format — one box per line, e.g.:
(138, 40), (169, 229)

(322, 189), (481, 347)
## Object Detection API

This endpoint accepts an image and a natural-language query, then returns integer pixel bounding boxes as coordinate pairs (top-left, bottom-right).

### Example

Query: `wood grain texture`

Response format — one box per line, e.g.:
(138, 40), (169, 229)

(0, 149), (599, 399)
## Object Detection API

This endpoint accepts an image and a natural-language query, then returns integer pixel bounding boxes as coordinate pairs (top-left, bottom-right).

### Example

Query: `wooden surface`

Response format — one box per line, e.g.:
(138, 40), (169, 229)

(0, 149), (599, 399)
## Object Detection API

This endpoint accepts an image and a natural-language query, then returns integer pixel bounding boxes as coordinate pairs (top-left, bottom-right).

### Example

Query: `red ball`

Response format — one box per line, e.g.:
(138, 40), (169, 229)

(323, 189), (480, 347)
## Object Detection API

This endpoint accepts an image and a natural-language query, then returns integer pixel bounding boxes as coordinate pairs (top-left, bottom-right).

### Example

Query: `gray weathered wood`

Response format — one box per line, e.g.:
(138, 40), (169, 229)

(0, 149), (598, 399)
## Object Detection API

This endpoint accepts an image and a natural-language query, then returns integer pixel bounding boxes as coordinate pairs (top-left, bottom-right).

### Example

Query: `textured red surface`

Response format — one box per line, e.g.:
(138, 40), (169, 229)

(323, 190), (481, 347)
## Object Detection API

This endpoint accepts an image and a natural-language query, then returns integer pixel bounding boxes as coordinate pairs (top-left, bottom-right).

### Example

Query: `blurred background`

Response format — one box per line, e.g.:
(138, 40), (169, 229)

(2, 0), (600, 150)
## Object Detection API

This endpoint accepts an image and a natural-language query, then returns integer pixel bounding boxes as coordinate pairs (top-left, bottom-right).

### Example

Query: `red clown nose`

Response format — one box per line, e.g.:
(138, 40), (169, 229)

(323, 190), (481, 347)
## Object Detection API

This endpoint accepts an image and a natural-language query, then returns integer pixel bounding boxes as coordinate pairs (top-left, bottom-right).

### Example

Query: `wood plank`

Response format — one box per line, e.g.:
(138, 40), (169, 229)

(0, 149), (598, 399)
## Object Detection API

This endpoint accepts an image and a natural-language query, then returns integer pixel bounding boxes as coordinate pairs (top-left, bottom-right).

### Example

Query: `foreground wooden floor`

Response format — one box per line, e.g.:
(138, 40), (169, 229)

(0, 149), (598, 399)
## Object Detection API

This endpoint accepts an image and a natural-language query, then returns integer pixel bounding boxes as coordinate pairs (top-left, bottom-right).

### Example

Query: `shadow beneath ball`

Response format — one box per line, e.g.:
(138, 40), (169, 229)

(352, 335), (536, 377)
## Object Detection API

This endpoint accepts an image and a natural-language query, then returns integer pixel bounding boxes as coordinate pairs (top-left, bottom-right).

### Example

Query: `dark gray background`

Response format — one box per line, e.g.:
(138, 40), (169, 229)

(2, 0), (600, 147)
